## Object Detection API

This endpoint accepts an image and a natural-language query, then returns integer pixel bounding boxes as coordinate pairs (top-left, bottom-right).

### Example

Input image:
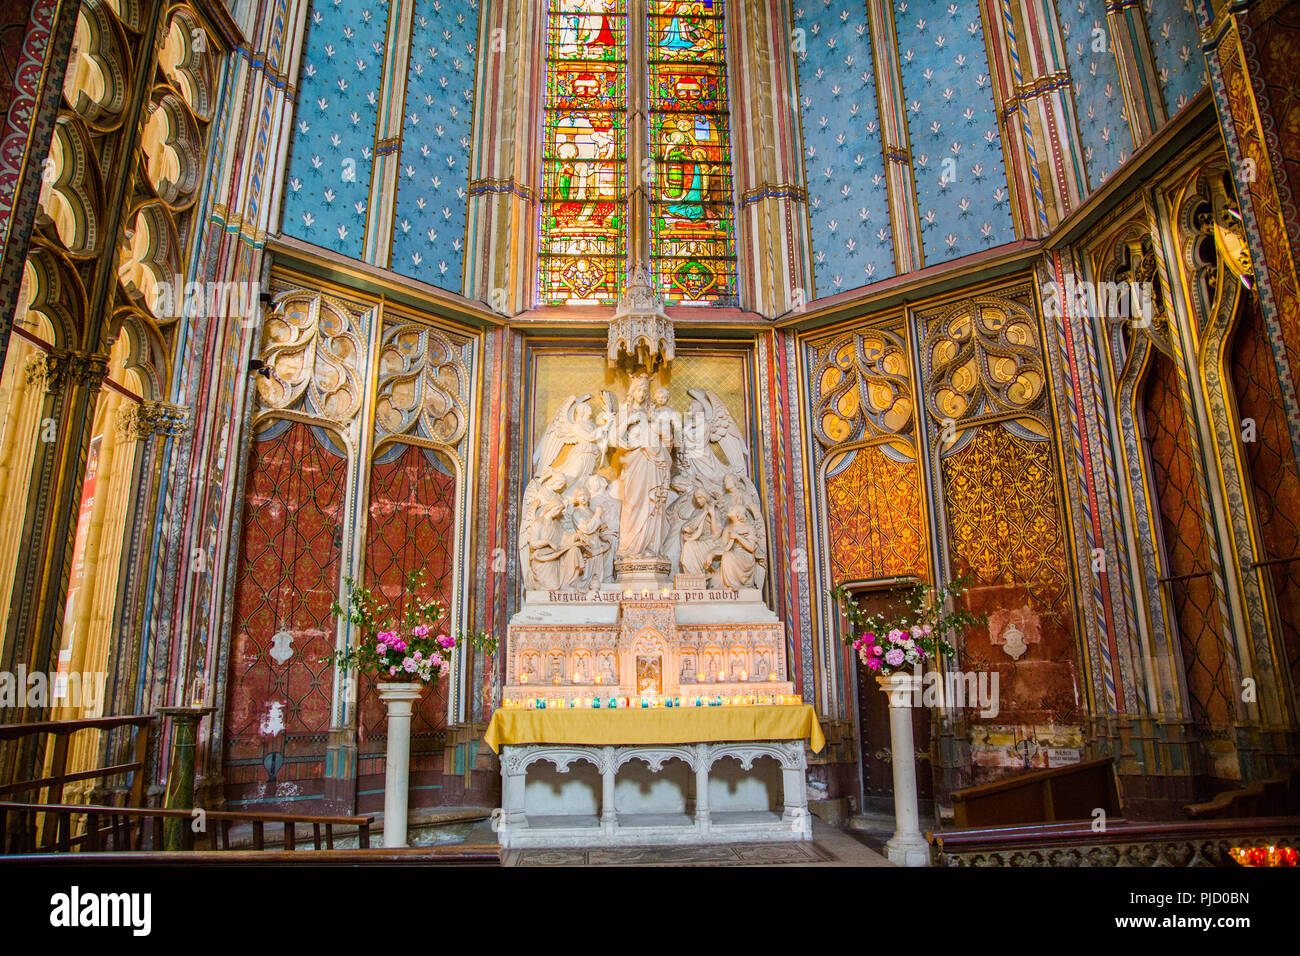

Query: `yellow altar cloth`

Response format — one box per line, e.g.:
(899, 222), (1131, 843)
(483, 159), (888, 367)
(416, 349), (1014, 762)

(484, 704), (825, 754)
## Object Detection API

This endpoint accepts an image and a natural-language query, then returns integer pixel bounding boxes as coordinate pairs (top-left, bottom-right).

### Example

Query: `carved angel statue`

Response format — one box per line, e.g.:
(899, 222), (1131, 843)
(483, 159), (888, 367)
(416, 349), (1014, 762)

(713, 505), (760, 589)
(534, 394), (613, 490)
(680, 389), (749, 487)
(518, 472), (568, 588)
(719, 473), (768, 589)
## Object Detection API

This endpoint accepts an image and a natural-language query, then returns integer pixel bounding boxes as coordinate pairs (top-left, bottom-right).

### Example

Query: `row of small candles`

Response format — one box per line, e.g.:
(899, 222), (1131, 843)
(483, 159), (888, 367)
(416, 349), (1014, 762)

(502, 694), (802, 710)
(520, 672), (780, 685)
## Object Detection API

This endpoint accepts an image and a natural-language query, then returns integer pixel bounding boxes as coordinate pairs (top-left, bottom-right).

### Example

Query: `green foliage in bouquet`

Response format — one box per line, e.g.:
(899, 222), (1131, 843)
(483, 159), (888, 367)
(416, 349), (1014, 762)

(325, 569), (498, 683)
(828, 575), (987, 677)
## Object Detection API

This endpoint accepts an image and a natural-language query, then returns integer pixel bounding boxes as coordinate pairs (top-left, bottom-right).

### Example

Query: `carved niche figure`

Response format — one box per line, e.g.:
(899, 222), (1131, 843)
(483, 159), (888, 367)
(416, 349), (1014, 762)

(568, 486), (615, 586)
(524, 499), (585, 590)
(598, 651), (616, 684)
(613, 374), (675, 558)
(713, 505), (760, 590)
(678, 489), (721, 576)
(680, 654), (696, 683)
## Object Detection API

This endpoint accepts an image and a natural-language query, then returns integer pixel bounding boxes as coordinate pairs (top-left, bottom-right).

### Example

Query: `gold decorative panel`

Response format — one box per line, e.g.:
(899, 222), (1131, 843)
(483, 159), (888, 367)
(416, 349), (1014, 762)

(530, 349), (749, 454)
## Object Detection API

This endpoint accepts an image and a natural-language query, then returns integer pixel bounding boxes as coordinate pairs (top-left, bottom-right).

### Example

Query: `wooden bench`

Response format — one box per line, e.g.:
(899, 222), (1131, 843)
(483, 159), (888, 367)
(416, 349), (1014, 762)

(0, 802), (375, 853)
(951, 757), (1121, 828)
(1184, 766), (1300, 820)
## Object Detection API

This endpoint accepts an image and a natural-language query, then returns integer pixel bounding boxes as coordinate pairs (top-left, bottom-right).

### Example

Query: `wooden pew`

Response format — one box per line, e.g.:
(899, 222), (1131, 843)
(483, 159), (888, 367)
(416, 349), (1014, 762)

(951, 757), (1122, 828)
(1184, 766), (1300, 820)
(0, 714), (154, 808)
(1, 846), (502, 866)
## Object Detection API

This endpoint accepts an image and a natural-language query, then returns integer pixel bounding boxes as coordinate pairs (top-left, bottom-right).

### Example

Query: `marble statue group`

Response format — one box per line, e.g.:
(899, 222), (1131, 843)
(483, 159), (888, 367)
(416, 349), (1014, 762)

(519, 374), (768, 591)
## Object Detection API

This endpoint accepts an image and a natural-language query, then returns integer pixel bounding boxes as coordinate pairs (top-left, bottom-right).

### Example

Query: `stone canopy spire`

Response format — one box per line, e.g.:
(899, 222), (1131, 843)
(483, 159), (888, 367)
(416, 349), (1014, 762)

(607, 263), (674, 373)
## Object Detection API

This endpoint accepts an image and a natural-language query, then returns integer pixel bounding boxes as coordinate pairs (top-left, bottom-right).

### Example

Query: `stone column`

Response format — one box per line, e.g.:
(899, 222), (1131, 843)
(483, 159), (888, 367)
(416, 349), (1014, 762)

(159, 706), (215, 850)
(377, 681), (424, 848)
(600, 747), (618, 835)
(780, 744), (812, 839)
(879, 672), (929, 867)
(498, 749), (527, 844)
(694, 744), (711, 835)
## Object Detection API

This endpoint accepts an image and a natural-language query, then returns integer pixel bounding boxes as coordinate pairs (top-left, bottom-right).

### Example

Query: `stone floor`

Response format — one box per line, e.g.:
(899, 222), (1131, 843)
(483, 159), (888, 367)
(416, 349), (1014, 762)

(488, 818), (893, 866)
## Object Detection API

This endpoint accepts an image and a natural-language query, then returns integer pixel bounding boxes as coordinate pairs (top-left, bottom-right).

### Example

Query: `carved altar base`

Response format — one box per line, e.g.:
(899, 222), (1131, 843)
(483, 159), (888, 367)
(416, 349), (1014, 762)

(503, 588), (795, 700)
(495, 741), (812, 848)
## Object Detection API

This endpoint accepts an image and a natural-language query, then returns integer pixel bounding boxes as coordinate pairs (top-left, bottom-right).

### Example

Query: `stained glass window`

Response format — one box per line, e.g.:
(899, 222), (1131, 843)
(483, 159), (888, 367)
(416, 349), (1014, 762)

(536, 0), (735, 306)
(538, 0), (628, 305)
(647, 0), (735, 304)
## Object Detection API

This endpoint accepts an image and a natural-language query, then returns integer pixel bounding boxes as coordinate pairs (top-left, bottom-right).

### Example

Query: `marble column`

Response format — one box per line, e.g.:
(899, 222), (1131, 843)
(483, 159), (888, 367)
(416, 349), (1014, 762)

(694, 745), (711, 834)
(600, 748), (618, 835)
(878, 672), (929, 867)
(159, 706), (214, 850)
(377, 681), (424, 848)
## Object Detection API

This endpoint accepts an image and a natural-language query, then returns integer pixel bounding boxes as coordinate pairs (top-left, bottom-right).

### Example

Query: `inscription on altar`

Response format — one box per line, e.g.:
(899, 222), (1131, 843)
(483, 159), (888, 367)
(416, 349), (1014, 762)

(543, 588), (741, 603)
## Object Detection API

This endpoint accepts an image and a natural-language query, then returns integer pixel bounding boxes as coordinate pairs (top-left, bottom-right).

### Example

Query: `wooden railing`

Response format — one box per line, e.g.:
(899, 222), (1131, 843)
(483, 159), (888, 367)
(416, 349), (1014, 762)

(951, 757), (1122, 828)
(0, 714), (154, 806)
(0, 802), (375, 853)
(1, 846), (503, 865)
(928, 815), (1300, 866)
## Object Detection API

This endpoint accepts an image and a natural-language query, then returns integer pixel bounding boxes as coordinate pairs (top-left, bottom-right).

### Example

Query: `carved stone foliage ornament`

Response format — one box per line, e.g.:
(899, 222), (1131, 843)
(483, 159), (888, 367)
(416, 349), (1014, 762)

(116, 400), (191, 440)
(257, 292), (365, 422)
(518, 375), (768, 591)
(24, 348), (111, 396)
(374, 322), (469, 446)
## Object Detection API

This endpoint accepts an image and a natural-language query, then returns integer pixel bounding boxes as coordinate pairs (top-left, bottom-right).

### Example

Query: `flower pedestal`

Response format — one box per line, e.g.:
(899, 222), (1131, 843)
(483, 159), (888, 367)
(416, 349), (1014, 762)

(377, 680), (424, 848)
(877, 671), (930, 867)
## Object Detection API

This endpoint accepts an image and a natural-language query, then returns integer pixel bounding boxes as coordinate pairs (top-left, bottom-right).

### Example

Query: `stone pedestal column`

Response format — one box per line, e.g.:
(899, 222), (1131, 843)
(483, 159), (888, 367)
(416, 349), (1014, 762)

(878, 672), (929, 867)
(694, 745), (711, 834)
(377, 681), (424, 848)
(600, 748), (619, 835)
(159, 706), (215, 850)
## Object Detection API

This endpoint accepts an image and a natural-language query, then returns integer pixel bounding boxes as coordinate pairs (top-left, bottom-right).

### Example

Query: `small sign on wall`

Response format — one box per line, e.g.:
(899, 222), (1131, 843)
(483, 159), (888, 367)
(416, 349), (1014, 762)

(1046, 748), (1082, 768)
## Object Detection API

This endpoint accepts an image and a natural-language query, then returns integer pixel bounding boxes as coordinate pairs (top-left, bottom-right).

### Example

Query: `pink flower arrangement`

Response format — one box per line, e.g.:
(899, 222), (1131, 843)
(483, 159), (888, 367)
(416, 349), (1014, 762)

(327, 570), (499, 685)
(830, 578), (984, 678)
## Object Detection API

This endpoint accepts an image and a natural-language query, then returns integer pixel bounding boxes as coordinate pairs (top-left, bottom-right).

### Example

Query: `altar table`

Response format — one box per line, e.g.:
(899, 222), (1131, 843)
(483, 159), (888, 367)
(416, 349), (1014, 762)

(486, 705), (824, 848)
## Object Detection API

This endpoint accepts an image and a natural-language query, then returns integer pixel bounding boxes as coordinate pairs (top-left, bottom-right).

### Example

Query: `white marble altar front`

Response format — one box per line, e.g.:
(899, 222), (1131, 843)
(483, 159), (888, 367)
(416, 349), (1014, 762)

(495, 741), (812, 848)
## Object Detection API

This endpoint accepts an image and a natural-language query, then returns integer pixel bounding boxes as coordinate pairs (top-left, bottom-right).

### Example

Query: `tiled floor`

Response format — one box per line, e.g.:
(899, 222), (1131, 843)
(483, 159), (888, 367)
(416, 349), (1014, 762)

(498, 819), (893, 866)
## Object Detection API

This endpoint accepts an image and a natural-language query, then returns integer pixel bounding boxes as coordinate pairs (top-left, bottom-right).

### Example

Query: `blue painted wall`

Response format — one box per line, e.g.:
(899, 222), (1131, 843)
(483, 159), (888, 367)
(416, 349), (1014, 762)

(792, 2), (896, 297)
(894, 0), (1016, 266)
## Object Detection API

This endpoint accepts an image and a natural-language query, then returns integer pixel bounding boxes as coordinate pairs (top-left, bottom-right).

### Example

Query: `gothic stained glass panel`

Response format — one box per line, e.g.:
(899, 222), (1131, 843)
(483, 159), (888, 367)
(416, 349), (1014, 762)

(647, 0), (736, 305)
(538, 0), (628, 305)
